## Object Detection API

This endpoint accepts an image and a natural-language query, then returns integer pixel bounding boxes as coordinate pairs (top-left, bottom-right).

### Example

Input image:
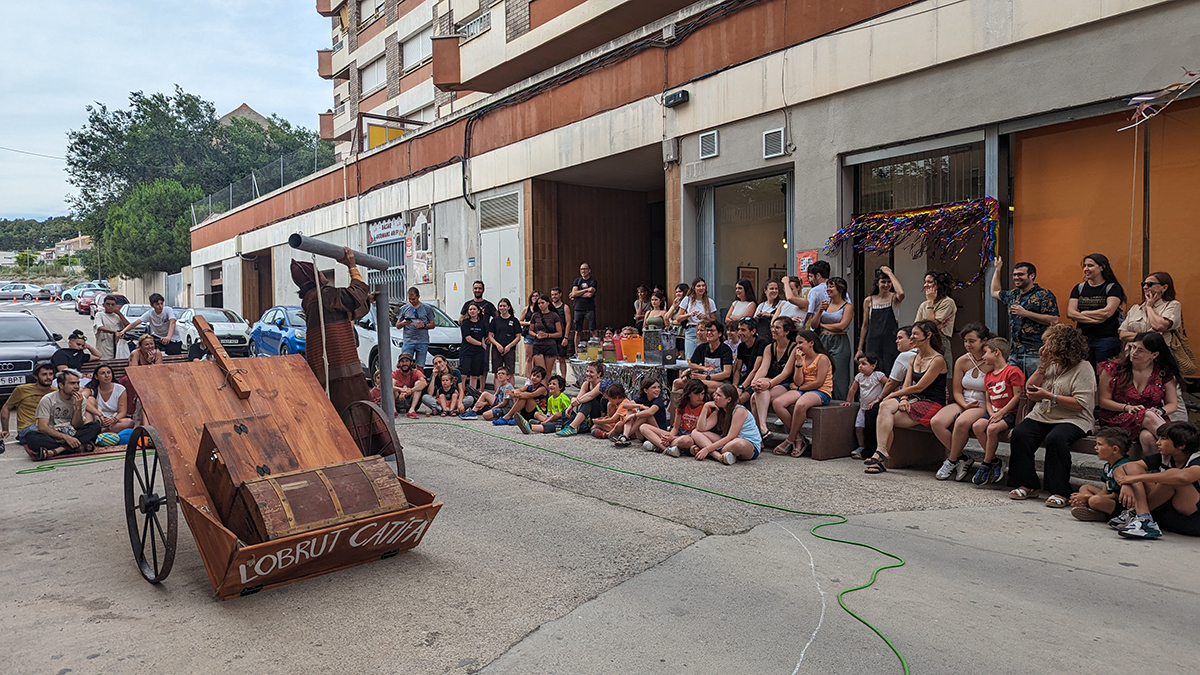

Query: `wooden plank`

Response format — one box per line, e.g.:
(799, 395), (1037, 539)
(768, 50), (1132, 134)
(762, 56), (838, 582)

(128, 356), (363, 502)
(179, 495), (240, 593)
(193, 314), (252, 399)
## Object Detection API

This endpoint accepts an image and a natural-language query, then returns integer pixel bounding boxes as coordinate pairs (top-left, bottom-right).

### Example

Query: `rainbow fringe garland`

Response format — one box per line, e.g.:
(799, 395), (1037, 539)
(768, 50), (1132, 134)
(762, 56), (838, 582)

(824, 197), (998, 288)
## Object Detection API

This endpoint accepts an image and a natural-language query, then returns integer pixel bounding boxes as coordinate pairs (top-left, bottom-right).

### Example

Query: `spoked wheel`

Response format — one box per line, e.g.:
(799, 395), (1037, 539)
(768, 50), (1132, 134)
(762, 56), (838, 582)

(124, 425), (178, 584)
(341, 400), (405, 478)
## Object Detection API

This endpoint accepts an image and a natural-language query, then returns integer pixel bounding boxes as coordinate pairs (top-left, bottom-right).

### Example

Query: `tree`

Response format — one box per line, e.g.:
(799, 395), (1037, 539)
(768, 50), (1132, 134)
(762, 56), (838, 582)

(14, 251), (38, 268)
(76, 247), (99, 280)
(102, 179), (201, 278)
(0, 217), (79, 251)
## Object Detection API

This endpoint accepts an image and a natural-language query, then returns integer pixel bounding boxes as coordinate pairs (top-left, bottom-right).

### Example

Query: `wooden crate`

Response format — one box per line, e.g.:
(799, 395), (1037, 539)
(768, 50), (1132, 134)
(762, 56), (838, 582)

(196, 415), (301, 523)
(228, 456), (411, 545)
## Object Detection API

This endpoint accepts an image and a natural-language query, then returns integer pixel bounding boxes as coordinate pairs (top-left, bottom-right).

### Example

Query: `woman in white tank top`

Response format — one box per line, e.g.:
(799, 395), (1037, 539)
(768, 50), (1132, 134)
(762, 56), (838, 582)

(931, 324), (994, 481)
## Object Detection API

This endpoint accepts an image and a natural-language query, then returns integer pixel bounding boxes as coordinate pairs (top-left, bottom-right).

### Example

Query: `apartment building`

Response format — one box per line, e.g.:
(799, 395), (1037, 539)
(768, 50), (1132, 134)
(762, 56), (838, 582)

(317, 0), (440, 158)
(197, 0), (1200, 354)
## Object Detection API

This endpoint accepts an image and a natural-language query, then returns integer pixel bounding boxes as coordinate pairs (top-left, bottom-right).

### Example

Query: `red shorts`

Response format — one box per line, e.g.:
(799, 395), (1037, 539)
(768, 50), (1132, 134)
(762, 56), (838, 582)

(907, 399), (943, 427)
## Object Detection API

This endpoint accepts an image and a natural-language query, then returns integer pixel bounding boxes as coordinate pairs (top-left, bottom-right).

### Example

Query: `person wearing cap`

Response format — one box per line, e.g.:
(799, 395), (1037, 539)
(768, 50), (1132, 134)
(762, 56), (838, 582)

(93, 294), (130, 359)
(52, 330), (101, 373)
(392, 352), (428, 418)
(732, 317), (766, 405)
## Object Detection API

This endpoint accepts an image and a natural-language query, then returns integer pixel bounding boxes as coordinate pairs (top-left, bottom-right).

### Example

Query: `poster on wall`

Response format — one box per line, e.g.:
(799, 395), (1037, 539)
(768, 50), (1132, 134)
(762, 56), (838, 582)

(737, 266), (759, 294)
(367, 215), (403, 244)
(408, 206), (433, 252)
(413, 251), (432, 284)
(405, 237), (413, 258)
(769, 267), (787, 284)
(796, 250), (819, 285)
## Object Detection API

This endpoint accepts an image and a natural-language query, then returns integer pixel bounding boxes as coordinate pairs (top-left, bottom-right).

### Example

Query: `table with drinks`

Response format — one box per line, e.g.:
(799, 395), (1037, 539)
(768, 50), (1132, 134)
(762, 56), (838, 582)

(568, 331), (685, 392)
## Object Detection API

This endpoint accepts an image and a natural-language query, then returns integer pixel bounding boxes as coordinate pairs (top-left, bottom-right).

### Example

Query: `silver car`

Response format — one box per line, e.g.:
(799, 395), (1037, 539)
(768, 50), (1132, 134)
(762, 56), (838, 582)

(355, 305), (460, 380)
(178, 307), (252, 357)
(0, 283), (51, 301)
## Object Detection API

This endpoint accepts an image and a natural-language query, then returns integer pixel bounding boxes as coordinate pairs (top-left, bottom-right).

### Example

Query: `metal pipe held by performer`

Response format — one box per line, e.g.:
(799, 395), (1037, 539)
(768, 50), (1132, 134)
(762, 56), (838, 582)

(288, 233), (389, 271)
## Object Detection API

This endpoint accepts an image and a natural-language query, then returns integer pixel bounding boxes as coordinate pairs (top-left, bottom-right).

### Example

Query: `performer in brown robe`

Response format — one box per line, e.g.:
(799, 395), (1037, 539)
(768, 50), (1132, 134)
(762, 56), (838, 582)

(290, 249), (373, 414)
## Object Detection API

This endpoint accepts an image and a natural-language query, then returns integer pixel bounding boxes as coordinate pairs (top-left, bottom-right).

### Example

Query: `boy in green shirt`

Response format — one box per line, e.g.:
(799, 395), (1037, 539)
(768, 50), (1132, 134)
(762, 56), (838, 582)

(531, 375), (572, 434)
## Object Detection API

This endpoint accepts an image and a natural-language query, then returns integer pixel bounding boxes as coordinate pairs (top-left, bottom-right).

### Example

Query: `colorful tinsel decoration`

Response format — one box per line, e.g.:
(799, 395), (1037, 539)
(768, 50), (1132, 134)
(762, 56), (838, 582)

(823, 197), (998, 288)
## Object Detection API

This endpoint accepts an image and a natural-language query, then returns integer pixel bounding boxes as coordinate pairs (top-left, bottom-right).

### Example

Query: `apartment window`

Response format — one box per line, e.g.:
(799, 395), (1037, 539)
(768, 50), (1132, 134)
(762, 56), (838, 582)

(358, 0), (381, 25)
(402, 25), (434, 71)
(360, 57), (386, 96)
(406, 104), (436, 123)
(854, 143), (985, 214)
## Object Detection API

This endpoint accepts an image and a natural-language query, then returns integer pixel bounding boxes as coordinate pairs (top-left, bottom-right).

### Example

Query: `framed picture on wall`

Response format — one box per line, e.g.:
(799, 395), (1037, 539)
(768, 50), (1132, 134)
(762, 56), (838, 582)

(737, 266), (759, 293)
(769, 267), (787, 283)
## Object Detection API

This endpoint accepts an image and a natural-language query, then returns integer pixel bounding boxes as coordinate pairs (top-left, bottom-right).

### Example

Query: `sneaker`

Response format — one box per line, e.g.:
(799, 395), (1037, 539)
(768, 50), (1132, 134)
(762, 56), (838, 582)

(1107, 508), (1136, 530)
(935, 459), (955, 481)
(953, 456), (975, 482)
(592, 428), (609, 439)
(722, 452), (737, 466)
(459, 410), (478, 419)
(506, 418), (518, 426)
(988, 458), (1005, 484)
(1118, 515), (1162, 539)
(556, 425), (578, 437)
(850, 446), (866, 460)
(664, 446), (681, 457)
(405, 411), (419, 419)
(971, 463), (992, 486)
(643, 441), (659, 452)
(1071, 506), (1110, 522)
(492, 418), (509, 426)
(514, 414), (531, 435)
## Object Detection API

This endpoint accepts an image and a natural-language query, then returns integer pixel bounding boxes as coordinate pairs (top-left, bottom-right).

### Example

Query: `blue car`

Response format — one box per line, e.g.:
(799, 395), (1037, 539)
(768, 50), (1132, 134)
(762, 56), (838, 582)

(249, 306), (306, 356)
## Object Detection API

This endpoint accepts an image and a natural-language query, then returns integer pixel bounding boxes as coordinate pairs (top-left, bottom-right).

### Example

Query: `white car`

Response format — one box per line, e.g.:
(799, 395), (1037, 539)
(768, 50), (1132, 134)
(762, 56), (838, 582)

(177, 307), (252, 356)
(354, 305), (460, 380)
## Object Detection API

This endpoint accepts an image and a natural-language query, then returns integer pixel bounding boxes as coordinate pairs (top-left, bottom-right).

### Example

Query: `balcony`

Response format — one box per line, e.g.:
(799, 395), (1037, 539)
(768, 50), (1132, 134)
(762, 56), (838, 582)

(317, 49), (334, 79)
(319, 110), (353, 142)
(316, 0), (346, 17)
(434, 0), (696, 93)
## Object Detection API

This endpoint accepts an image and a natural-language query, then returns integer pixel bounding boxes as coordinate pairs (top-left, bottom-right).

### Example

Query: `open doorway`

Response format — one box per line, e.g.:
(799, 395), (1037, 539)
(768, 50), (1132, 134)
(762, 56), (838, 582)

(713, 174), (789, 314)
(241, 248), (274, 325)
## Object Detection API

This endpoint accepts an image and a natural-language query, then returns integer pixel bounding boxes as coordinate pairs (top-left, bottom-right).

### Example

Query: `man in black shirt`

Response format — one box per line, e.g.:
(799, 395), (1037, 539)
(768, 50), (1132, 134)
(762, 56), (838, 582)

(733, 318), (765, 403)
(51, 330), (101, 373)
(460, 280), (497, 386)
(569, 262), (598, 346)
(672, 320), (733, 393)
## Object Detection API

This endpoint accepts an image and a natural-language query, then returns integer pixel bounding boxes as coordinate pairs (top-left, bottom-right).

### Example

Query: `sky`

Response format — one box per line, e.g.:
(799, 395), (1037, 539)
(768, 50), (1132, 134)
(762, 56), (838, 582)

(0, 0), (331, 220)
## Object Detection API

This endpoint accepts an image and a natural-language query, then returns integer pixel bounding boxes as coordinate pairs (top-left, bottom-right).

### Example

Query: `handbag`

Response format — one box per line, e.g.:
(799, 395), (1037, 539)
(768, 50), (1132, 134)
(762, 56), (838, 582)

(1168, 328), (1196, 376)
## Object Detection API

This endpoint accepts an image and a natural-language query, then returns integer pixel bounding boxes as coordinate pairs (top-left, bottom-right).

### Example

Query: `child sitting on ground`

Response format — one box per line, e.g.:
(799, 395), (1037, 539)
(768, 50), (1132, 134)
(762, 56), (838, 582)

(642, 378), (707, 456)
(462, 366), (514, 420)
(1069, 427), (1136, 522)
(507, 366), (549, 433)
(1110, 421), (1200, 539)
(842, 353), (886, 459)
(970, 337), (1026, 485)
(433, 372), (461, 417)
(611, 379), (668, 447)
(589, 383), (630, 439)
(531, 375), (572, 434)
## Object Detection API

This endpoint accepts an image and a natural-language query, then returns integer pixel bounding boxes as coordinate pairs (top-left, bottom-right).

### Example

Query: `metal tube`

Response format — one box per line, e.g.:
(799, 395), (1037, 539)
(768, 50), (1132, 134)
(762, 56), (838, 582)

(287, 233), (389, 270)
(375, 283), (395, 421)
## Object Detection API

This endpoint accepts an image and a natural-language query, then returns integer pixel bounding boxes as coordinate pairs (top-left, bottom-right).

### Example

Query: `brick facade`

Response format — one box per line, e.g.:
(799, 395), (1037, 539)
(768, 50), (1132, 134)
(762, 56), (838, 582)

(385, 33), (401, 99)
(506, 0), (530, 42)
(384, 0), (398, 25)
(348, 0), (360, 50)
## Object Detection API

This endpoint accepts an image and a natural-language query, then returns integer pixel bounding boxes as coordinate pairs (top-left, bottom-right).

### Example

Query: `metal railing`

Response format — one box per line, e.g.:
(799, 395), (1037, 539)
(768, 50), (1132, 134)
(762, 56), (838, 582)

(459, 12), (491, 40)
(190, 142), (337, 227)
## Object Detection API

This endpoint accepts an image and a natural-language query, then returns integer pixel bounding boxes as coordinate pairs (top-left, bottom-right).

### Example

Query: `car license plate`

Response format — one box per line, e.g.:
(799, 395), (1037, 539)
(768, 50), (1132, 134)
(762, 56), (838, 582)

(1, 374), (25, 386)
(220, 338), (238, 345)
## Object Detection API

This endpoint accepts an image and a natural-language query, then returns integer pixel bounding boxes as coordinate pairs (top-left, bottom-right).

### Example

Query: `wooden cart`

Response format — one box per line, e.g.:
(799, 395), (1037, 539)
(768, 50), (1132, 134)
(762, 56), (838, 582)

(122, 316), (441, 599)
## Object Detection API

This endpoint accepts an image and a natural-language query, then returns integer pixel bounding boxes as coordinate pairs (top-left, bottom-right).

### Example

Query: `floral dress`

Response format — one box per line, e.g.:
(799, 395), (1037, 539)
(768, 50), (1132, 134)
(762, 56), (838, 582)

(1097, 361), (1167, 434)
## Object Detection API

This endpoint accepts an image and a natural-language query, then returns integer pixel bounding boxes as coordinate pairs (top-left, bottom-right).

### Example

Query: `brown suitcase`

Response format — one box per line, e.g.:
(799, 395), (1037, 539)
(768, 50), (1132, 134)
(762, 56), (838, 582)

(227, 456), (411, 545)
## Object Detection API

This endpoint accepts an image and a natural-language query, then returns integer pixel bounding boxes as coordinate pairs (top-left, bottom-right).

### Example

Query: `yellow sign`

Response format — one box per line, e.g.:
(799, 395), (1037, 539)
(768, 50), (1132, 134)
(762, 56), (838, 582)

(452, 282), (458, 291)
(506, 258), (511, 267)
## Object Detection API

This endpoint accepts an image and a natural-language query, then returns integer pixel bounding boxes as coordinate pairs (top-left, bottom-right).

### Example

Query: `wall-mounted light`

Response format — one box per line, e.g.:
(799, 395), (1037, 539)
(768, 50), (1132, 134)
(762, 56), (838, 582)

(782, 237), (788, 250)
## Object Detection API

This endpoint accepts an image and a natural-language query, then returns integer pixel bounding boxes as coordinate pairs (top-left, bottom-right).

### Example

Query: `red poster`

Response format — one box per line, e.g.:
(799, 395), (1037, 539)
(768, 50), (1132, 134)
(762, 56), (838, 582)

(405, 237), (414, 258)
(796, 250), (819, 284)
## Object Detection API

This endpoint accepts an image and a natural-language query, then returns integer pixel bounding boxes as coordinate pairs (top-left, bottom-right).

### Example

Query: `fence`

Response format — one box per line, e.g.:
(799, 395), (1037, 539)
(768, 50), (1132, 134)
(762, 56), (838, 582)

(190, 143), (337, 226)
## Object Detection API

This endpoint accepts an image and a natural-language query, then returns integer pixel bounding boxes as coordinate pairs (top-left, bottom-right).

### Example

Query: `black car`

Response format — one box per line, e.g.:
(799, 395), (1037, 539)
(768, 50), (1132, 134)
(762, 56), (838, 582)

(0, 311), (61, 402)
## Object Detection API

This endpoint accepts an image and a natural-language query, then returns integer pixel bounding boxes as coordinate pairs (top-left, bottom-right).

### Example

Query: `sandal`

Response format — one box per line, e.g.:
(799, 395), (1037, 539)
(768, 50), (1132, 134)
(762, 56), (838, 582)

(863, 451), (889, 474)
(774, 440), (794, 456)
(850, 446), (866, 460)
(611, 433), (631, 447)
(1008, 487), (1040, 500)
(790, 436), (808, 458)
(1044, 495), (1068, 508)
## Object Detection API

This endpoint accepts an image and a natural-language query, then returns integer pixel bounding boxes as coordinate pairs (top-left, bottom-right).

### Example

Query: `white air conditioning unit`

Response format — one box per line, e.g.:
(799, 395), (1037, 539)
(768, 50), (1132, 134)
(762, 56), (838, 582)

(699, 130), (719, 160)
(763, 128), (785, 159)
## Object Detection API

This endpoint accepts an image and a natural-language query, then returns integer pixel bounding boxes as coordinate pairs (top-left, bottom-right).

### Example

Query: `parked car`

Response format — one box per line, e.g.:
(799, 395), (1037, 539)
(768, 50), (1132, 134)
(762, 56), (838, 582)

(0, 283), (52, 301)
(91, 279), (112, 290)
(249, 306), (306, 356)
(178, 307), (252, 356)
(120, 304), (151, 345)
(62, 282), (103, 301)
(354, 305), (460, 380)
(43, 283), (64, 300)
(0, 311), (61, 402)
(75, 288), (105, 315)
(88, 291), (108, 318)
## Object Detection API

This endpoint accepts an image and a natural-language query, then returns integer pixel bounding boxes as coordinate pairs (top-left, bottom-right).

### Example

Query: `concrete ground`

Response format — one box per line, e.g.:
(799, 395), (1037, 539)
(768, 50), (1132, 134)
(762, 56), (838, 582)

(2, 303), (1197, 673)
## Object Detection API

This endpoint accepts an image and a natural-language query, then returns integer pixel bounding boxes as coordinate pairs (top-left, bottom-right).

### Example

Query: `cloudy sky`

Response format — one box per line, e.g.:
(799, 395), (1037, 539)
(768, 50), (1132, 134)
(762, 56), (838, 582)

(0, 0), (330, 220)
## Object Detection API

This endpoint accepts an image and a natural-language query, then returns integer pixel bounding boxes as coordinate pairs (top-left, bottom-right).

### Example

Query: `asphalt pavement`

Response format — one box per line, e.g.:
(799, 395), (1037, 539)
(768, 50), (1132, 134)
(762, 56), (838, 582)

(2, 302), (1197, 674)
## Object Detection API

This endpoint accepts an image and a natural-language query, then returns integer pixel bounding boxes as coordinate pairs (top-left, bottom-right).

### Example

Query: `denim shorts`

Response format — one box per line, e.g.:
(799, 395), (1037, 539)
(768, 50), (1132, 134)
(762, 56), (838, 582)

(813, 391), (832, 406)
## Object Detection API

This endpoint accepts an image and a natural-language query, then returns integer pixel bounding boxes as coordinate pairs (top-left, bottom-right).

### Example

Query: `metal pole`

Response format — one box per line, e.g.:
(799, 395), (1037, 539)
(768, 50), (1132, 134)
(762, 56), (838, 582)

(287, 233), (390, 270)
(281, 154), (285, 188)
(375, 283), (395, 421)
(229, 183), (233, 211)
(1142, 119), (1151, 279)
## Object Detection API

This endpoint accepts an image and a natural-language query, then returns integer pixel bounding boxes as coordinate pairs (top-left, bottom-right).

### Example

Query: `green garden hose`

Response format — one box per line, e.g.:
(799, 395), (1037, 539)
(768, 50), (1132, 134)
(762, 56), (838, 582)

(16, 423), (910, 672)
(398, 421), (910, 674)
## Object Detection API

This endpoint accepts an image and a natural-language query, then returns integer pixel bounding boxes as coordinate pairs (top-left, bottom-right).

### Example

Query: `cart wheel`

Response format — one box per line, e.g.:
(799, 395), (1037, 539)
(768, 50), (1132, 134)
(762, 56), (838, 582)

(124, 425), (178, 584)
(341, 400), (406, 478)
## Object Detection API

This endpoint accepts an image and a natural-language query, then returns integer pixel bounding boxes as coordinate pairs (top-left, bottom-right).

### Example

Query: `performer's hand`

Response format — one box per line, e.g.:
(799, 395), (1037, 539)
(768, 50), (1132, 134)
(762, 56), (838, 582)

(367, 291), (379, 304)
(341, 247), (356, 267)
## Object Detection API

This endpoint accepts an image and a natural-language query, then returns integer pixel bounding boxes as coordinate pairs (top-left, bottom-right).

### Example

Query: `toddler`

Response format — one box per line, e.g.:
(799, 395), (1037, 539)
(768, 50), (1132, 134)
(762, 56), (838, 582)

(842, 354), (886, 459)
